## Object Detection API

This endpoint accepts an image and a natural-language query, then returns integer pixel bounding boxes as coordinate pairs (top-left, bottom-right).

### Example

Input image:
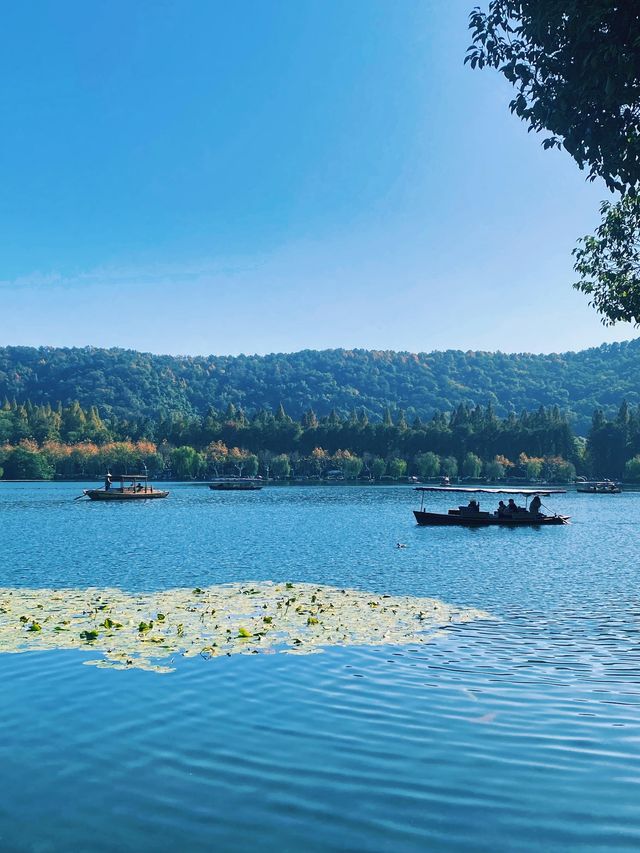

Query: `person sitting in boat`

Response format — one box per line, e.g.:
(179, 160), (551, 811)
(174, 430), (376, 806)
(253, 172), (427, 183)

(466, 499), (480, 513)
(529, 495), (542, 516)
(507, 498), (519, 515)
(496, 500), (507, 517)
(104, 472), (112, 491)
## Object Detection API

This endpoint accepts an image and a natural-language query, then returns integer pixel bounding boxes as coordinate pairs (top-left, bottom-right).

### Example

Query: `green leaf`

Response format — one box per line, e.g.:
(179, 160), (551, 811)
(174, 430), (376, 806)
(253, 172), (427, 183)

(80, 629), (99, 642)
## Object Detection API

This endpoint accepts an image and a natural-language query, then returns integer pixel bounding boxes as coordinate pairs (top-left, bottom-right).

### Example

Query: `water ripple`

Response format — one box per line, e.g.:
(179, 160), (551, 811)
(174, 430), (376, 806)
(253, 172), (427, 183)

(2, 484), (640, 850)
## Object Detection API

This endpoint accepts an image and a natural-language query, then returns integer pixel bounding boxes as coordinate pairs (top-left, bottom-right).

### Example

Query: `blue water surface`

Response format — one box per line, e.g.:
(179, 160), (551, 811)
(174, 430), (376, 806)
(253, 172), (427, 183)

(1, 482), (639, 852)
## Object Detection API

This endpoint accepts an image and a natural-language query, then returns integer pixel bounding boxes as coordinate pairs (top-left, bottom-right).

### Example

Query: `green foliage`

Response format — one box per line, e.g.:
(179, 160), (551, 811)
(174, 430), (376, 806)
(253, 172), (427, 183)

(483, 458), (504, 481)
(2, 343), (640, 434)
(387, 457), (407, 479)
(542, 457), (576, 484)
(462, 452), (482, 479)
(370, 457), (387, 480)
(589, 401), (640, 478)
(269, 453), (291, 479)
(573, 196), (640, 325)
(466, 1), (640, 193)
(441, 456), (458, 479)
(467, 2), (640, 324)
(243, 453), (259, 477)
(624, 456), (640, 482)
(79, 630), (99, 642)
(0, 377), (634, 485)
(2, 447), (54, 480)
(169, 445), (203, 480)
(415, 451), (440, 479)
(341, 455), (364, 480)
(521, 455), (543, 480)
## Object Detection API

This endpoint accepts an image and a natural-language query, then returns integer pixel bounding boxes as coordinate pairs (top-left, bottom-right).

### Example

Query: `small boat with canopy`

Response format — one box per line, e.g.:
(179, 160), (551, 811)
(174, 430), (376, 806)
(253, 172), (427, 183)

(413, 486), (569, 526)
(575, 479), (621, 494)
(81, 473), (169, 501)
(208, 478), (263, 491)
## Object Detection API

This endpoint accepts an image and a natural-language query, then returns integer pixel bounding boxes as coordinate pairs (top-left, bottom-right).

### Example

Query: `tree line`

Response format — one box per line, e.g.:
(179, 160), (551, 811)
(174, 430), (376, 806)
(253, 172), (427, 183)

(2, 342), (640, 435)
(2, 397), (638, 482)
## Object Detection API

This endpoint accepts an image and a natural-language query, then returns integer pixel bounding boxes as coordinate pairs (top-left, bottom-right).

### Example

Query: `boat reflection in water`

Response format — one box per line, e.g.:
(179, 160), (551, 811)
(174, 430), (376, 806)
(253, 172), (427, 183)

(413, 486), (569, 527)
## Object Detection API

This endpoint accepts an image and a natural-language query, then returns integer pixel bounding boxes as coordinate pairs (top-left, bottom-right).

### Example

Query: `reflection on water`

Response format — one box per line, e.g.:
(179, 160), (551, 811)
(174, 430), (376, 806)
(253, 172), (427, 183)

(1, 483), (639, 851)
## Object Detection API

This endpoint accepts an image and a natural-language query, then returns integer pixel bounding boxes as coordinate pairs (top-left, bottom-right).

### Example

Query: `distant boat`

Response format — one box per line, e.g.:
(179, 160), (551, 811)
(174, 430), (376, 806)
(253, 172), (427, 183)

(413, 486), (569, 527)
(576, 479), (621, 494)
(82, 473), (169, 501)
(208, 478), (263, 491)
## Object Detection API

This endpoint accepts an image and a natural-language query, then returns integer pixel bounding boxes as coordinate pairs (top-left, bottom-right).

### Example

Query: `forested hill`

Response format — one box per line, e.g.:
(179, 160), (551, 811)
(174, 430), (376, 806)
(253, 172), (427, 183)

(0, 341), (638, 433)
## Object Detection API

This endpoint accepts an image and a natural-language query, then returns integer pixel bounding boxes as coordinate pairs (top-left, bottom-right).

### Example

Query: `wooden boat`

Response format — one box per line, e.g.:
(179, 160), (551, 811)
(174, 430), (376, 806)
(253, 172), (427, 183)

(575, 479), (621, 494)
(208, 478), (263, 491)
(82, 474), (169, 501)
(413, 486), (569, 527)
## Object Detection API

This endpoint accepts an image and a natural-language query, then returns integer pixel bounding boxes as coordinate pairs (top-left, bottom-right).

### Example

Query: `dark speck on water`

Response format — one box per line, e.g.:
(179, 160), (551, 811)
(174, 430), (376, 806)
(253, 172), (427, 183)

(1, 481), (640, 852)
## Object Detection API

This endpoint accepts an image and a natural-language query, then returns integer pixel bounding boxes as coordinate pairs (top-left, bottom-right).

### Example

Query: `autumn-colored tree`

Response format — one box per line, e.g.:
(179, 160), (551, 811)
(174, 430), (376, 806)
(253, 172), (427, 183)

(205, 440), (228, 476)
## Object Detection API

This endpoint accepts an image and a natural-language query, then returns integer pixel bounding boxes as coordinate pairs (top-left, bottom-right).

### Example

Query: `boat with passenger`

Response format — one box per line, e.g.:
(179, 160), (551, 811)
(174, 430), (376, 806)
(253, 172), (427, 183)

(575, 479), (621, 494)
(82, 473), (169, 501)
(413, 486), (569, 526)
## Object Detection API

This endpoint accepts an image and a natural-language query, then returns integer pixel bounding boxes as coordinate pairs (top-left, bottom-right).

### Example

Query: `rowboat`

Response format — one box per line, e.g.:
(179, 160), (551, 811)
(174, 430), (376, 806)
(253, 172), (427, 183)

(413, 486), (569, 527)
(82, 473), (169, 501)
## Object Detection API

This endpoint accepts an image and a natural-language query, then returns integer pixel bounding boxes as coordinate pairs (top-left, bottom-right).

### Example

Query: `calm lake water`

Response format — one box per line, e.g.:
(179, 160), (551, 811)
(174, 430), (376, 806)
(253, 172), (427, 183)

(1, 482), (639, 852)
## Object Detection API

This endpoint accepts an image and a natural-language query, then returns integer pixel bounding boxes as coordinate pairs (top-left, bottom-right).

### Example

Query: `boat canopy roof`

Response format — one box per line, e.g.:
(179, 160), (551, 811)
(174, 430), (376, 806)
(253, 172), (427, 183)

(111, 473), (148, 481)
(414, 486), (566, 496)
(209, 477), (262, 482)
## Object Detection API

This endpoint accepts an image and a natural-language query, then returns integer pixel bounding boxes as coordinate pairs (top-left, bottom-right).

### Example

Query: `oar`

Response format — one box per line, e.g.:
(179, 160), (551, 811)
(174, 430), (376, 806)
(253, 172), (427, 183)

(74, 492), (88, 500)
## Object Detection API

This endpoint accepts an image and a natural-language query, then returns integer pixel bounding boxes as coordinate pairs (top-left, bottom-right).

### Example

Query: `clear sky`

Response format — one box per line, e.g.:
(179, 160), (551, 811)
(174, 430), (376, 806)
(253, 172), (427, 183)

(1, 0), (635, 356)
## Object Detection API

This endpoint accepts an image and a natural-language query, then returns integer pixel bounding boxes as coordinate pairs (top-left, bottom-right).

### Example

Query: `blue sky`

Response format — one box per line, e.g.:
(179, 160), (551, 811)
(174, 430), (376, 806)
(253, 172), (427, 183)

(1, 0), (634, 356)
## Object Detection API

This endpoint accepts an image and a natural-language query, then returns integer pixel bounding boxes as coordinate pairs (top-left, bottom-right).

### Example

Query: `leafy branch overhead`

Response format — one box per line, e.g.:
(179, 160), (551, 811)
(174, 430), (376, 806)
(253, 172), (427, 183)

(573, 195), (640, 324)
(467, 1), (640, 323)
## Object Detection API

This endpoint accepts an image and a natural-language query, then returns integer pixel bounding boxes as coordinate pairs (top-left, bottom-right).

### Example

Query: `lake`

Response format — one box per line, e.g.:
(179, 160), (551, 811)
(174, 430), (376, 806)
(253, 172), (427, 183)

(1, 482), (639, 852)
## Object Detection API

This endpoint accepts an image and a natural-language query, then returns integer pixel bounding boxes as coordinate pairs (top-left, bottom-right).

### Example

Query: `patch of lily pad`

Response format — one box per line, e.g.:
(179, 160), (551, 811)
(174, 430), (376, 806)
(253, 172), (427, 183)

(0, 582), (491, 673)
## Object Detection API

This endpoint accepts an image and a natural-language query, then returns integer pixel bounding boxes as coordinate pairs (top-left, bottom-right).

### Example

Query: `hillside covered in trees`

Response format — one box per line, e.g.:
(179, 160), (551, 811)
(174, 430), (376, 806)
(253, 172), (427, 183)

(2, 397), (639, 483)
(1, 341), (639, 433)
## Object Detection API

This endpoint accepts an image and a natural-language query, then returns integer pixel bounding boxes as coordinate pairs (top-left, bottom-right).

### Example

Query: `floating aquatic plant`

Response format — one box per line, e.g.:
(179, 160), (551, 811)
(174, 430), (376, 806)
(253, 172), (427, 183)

(0, 582), (491, 674)
(79, 630), (99, 642)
